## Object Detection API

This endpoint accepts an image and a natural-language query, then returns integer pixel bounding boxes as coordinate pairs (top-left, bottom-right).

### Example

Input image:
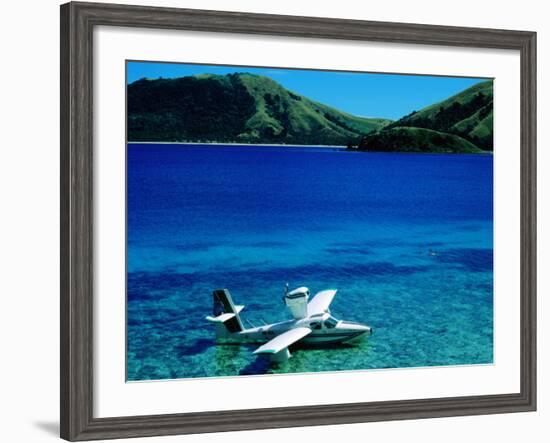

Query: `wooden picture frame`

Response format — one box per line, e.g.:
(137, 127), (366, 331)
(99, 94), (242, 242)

(60, 1), (536, 440)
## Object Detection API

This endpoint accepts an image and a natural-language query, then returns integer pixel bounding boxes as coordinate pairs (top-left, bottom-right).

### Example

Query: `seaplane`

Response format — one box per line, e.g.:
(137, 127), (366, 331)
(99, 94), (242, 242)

(206, 285), (372, 363)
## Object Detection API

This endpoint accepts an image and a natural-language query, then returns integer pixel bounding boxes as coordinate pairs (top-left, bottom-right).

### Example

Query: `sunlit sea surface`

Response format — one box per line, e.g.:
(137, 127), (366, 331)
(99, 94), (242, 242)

(127, 143), (493, 381)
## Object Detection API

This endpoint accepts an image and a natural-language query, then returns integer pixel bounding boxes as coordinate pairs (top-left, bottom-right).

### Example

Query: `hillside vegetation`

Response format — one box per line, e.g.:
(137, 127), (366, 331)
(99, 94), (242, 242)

(127, 73), (389, 145)
(359, 80), (493, 153)
(128, 73), (493, 153)
(358, 127), (483, 153)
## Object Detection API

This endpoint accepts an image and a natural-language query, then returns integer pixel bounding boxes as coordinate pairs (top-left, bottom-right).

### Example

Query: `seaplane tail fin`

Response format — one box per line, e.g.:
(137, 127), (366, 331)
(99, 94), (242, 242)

(253, 327), (311, 363)
(307, 289), (337, 317)
(212, 289), (244, 333)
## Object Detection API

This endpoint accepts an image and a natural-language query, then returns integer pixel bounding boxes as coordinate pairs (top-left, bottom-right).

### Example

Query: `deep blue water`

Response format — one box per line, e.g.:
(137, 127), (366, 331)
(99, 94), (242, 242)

(127, 143), (493, 381)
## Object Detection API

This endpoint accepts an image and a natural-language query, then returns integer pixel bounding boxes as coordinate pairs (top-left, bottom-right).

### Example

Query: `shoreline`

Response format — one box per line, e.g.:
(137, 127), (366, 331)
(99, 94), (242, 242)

(127, 141), (493, 155)
(127, 141), (346, 149)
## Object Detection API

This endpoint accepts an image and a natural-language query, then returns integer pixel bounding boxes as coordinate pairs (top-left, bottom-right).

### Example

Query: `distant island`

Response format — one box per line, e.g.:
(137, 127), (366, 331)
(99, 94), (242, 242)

(127, 73), (492, 153)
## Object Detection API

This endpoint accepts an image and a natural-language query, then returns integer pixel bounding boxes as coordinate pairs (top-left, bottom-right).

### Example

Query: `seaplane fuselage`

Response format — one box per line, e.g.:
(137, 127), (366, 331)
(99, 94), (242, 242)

(219, 314), (371, 346)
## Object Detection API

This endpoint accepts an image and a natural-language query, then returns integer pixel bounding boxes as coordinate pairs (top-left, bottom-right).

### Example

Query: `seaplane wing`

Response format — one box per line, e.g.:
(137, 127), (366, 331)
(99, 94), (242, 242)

(253, 327), (312, 355)
(307, 289), (337, 316)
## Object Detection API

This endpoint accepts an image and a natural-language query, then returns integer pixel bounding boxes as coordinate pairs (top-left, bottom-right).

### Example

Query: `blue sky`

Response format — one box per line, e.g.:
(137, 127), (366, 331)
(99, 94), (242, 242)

(127, 61), (487, 120)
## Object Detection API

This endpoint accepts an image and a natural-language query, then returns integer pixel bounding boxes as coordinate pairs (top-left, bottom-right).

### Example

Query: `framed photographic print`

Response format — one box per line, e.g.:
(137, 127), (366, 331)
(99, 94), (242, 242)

(60, 1), (537, 441)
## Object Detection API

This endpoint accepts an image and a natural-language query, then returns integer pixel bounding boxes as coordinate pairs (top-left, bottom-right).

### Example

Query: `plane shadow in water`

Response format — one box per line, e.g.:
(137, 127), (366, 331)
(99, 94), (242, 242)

(238, 341), (370, 376)
(174, 338), (216, 356)
(208, 342), (273, 376)
(239, 355), (273, 375)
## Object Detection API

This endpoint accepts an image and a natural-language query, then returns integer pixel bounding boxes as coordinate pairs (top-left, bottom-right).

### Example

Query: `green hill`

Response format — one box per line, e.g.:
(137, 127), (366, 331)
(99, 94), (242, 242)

(127, 73), (389, 145)
(357, 127), (483, 153)
(377, 80), (493, 151)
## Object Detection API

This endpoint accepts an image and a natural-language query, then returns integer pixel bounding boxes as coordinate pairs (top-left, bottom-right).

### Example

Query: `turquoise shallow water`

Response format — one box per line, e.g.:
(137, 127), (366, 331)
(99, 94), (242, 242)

(127, 144), (493, 380)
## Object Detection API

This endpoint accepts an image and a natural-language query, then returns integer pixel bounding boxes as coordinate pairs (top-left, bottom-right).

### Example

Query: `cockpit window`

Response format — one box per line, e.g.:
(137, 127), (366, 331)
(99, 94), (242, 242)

(324, 316), (339, 329)
(310, 321), (322, 330)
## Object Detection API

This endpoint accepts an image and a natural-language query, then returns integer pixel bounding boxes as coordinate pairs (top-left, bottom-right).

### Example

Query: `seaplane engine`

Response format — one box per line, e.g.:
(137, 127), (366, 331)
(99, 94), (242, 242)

(283, 286), (310, 320)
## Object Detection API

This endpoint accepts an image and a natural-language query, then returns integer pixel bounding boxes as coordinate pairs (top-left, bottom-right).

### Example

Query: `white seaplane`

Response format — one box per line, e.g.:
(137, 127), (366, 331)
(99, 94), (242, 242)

(206, 285), (372, 363)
